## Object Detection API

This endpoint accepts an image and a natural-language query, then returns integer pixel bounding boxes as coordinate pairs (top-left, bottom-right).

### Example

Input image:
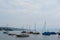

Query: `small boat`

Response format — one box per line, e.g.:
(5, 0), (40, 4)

(8, 33), (15, 36)
(32, 24), (40, 35)
(3, 31), (8, 34)
(27, 31), (33, 34)
(27, 31), (40, 34)
(42, 32), (50, 36)
(57, 30), (60, 35)
(21, 25), (27, 33)
(33, 32), (40, 34)
(57, 32), (60, 38)
(50, 32), (57, 35)
(16, 34), (29, 37)
(21, 31), (26, 33)
(27, 25), (34, 34)
(57, 32), (60, 35)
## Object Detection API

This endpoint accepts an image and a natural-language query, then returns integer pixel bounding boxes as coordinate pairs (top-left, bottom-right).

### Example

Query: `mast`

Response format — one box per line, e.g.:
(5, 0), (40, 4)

(42, 21), (46, 33)
(34, 24), (36, 32)
(6, 24), (9, 31)
(29, 25), (30, 32)
(21, 25), (24, 31)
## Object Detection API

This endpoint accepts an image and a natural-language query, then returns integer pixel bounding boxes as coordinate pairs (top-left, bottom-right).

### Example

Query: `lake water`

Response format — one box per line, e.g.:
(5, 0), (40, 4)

(0, 31), (60, 40)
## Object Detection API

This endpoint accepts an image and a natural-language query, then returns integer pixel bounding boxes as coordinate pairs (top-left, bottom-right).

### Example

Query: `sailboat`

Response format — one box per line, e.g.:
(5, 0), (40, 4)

(3, 24), (9, 34)
(27, 25), (33, 34)
(42, 21), (50, 36)
(32, 24), (40, 34)
(21, 25), (26, 33)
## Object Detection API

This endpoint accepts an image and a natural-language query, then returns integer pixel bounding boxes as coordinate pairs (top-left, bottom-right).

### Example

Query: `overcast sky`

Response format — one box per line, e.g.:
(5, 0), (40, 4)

(0, 0), (60, 28)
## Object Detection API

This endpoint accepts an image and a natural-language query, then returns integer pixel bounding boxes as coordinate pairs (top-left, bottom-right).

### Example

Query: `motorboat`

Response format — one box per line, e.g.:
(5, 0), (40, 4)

(16, 34), (29, 37)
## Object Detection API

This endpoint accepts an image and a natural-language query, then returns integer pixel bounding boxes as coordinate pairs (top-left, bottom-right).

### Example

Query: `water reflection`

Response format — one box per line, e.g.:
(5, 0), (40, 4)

(41, 35), (50, 40)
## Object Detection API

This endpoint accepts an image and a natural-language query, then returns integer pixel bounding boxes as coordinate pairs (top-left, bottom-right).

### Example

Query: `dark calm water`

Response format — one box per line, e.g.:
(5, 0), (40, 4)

(0, 31), (60, 40)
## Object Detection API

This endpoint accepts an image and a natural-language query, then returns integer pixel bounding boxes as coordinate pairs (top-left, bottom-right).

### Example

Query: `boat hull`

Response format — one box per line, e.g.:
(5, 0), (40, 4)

(16, 34), (29, 37)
